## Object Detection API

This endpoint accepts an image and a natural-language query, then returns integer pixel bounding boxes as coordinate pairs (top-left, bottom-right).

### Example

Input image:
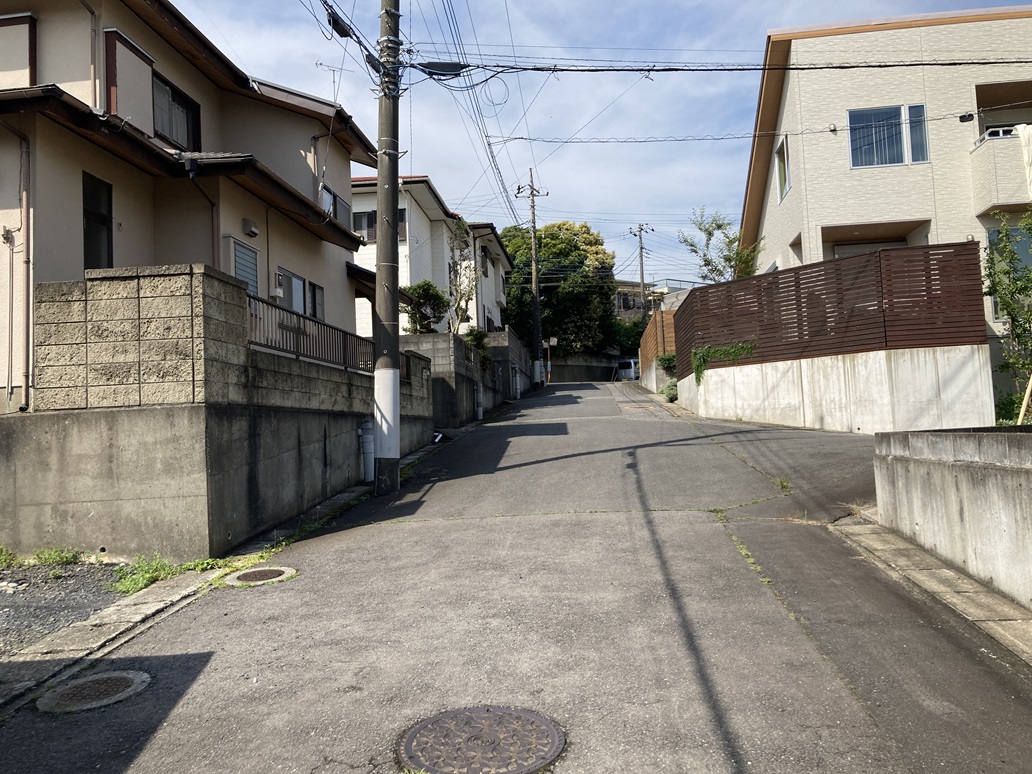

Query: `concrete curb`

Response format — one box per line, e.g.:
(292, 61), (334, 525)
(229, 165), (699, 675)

(0, 569), (220, 714)
(833, 517), (1032, 668)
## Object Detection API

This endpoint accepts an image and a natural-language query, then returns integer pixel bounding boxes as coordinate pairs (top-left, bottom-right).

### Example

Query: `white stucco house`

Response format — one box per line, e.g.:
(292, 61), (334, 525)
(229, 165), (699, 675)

(351, 175), (511, 337)
(741, 5), (1032, 397)
(0, 0), (378, 415)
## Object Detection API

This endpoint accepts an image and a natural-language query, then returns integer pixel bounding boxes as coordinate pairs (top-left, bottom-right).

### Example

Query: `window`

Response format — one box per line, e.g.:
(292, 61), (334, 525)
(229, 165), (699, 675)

(153, 74), (200, 150)
(775, 137), (791, 200)
(988, 228), (1032, 320)
(83, 172), (113, 270)
(352, 209), (406, 243)
(277, 267), (306, 314)
(231, 240), (259, 295)
(319, 184), (352, 225)
(848, 104), (928, 168)
(308, 282), (325, 321)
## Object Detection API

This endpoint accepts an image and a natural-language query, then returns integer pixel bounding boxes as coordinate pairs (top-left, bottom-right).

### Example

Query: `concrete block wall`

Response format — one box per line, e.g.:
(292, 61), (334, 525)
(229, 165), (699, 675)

(676, 344), (995, 433)
(875, 428), (1032, 611)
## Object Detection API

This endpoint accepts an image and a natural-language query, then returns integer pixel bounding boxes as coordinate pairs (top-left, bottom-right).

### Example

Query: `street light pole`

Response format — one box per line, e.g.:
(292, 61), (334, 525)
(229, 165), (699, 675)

(373, 0), (402, 495)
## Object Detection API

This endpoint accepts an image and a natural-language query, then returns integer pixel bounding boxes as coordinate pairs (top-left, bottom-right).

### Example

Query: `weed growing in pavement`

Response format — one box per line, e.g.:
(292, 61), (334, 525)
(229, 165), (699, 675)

(32, 546), (82, 566)
(110, 554), (180, 595)
(728, 533), (773, 585)
(774, 477), (791, 492)
(49, 569), (65, 580)
(0, 544), (21, 568)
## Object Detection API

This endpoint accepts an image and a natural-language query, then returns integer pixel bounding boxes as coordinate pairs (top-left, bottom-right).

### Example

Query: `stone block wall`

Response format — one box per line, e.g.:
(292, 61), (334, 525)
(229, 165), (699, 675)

(34, 265), (243, 411)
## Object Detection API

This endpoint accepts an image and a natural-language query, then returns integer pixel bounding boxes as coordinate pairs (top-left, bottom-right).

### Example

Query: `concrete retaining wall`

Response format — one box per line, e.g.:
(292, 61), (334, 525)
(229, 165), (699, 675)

(676, 344), (994, 433)
(874, 428), (1032, 610)
(0, 265), (434, 560)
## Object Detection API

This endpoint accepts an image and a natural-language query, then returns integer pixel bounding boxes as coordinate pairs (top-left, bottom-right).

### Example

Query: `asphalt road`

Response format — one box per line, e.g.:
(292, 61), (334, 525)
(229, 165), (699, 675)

(4, 382), (1032, 773)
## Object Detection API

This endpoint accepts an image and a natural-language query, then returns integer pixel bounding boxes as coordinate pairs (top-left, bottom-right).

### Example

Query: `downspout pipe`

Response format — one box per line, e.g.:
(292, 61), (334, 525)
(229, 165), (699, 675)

(1, 120), (32, 411)
(185, 160), (220, 270)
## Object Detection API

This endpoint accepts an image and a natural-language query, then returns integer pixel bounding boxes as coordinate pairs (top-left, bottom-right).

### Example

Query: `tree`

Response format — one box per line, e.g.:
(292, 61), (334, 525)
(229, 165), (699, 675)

(400, 279), (449, 334)
(501, 221), (618, 356)
(678, 208), (762, 283)
(447, 217), (478, 333)
(984, 209), (1032, 391)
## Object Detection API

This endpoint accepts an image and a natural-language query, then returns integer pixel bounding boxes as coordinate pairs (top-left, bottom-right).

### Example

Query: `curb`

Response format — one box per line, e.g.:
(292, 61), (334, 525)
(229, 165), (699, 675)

(833, 516), (1032, 668)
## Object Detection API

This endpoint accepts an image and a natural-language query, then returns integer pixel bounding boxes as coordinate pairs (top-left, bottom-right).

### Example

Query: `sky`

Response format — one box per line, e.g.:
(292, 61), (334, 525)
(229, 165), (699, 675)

(171, 0), (1030, 285)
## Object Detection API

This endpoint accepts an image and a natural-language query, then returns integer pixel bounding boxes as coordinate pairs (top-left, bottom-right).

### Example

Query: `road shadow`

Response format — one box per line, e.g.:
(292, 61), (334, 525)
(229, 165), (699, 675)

(0, 651), (213, 772)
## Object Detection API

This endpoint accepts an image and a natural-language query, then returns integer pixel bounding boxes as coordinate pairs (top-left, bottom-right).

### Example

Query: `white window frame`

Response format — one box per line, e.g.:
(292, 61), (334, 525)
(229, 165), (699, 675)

(848, 104), (929, 169)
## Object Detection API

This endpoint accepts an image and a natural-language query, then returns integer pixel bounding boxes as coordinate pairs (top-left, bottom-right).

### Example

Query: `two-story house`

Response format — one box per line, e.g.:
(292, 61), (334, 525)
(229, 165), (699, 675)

(0, 0), (377, 414)
(741, 6), (1032, 394)
(351, 175), (510, 336)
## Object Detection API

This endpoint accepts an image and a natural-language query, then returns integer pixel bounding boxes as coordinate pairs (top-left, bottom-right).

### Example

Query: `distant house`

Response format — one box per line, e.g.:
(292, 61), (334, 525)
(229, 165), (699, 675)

(740, 6), (1032, 394)
(351, 176), (511, 335)
(0, 0), (377, 415)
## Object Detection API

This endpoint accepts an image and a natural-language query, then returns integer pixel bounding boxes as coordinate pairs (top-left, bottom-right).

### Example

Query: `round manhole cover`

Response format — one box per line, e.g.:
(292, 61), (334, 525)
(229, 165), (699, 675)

(224, 566), (297, 587)
(399, 706), (565, 774)
(37, 670), (151, 714)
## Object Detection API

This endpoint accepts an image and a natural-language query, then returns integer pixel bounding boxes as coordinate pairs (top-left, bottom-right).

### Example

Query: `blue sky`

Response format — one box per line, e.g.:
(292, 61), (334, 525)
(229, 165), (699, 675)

(171, 0), (1031, 284)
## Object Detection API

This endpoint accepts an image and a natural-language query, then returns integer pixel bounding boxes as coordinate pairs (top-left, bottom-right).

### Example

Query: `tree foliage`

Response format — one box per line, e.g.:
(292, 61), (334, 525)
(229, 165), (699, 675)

(678, 208), (762, 284)
(501, 221), (618, 356)
(984, 209), (1032, 387)
(400, 280), (450, 334)
(448, 217), (478, 333)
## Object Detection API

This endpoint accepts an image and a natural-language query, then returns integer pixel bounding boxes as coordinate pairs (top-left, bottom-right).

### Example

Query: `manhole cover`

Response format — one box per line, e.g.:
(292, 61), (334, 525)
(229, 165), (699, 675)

(224, 566), (297, 587)
(399, 706), (565, 774)
(37, 670), (151, 714)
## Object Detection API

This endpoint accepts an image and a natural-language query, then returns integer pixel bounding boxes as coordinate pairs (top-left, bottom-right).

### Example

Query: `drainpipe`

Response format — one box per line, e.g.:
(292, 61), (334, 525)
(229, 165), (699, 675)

(1, 121), (32, 411)
(78, 0), (99, 108)
(185, 159), (220, 270)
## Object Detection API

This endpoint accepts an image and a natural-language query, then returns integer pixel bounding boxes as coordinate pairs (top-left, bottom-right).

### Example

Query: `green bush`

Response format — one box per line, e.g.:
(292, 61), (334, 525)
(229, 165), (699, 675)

(657, 352), (676, 374)
(661, 378), (678, 403)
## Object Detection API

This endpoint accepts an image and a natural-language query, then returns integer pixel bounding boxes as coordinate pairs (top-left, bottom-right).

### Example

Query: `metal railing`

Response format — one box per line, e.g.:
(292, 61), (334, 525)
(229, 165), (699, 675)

(247, 295), (373, 372)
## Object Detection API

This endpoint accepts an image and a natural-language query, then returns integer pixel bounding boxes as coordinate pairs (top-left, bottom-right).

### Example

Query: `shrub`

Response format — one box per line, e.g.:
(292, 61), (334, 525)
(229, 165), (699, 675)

(661, 378), (678, 402)
(657, 352), (676, 374)
(0, 545), (21, 569)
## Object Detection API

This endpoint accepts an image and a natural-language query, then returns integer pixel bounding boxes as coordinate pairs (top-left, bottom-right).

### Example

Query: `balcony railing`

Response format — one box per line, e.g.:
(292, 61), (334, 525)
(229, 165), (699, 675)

(247, 295), (373, 372)
(970, 131), (1030, 215)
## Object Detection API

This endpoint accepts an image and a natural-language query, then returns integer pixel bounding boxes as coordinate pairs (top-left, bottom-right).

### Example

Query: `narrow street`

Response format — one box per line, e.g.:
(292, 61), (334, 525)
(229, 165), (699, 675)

(4, 383), (1032, 773)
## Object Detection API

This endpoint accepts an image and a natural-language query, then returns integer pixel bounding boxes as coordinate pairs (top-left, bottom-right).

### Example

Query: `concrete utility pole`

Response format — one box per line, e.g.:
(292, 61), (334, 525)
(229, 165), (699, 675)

(631, 223), (653, 328)
(517, 170), (545, 388)
(373, 0), (402, 495)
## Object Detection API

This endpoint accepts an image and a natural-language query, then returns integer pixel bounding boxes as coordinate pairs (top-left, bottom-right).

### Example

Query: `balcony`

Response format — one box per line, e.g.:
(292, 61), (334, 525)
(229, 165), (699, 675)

(970, 131), (1031, 216)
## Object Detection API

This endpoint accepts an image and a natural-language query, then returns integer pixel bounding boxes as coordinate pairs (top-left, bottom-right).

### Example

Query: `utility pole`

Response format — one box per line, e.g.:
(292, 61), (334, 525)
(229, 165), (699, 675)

(373, 0), (402, 495)
(631, 223), (653, 328)
(517, 170), (545, 388)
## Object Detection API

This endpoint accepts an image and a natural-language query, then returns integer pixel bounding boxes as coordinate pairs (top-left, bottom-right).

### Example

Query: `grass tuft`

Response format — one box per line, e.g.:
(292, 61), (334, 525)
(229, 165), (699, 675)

(32, 546), (83, 566)
(0, 544), (21, 569)
(110, 553), (181, 595)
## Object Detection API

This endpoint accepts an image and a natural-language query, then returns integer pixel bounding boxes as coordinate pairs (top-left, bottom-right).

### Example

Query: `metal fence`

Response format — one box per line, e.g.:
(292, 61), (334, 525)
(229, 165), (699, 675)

(247, 295), (374, 373)
(672, 242), (988, 383)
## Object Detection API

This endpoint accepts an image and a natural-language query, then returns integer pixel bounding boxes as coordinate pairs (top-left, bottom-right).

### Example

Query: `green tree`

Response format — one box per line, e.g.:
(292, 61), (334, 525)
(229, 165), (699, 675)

(501, 221), (618, 356)
(609, 317), (645, 356)
(678, 208), (762, 283)
(985, 210), (1032, 390)
(400, 279), (449, 334)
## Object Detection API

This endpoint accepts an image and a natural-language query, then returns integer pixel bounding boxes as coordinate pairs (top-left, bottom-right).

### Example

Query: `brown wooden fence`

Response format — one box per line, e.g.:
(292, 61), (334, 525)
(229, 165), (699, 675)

(639, 310), (677, 370)
(673, 242), (988, 383)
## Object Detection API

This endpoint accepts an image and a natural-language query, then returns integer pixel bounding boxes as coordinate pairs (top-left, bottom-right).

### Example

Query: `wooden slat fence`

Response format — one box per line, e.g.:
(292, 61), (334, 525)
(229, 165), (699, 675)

(639, 310), (677, 370)
(673, 242), (987, 383)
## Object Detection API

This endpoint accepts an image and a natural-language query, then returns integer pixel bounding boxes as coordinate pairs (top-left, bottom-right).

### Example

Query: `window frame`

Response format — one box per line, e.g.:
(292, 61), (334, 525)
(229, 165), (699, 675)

(848, 104), (929, 169)
(227, 237), (259, 295)
(775, 136), (791, 201)
(352, 209), (406, 243)
(152, 72), (200, 151)
(308, 282), (325, 321)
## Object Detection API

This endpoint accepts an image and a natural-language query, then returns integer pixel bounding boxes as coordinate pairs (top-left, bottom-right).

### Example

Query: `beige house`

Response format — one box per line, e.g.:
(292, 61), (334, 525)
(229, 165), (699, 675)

(0, 0), (377, 415)
(351, 175), (511, 336)
(742, 5), (1032, 396)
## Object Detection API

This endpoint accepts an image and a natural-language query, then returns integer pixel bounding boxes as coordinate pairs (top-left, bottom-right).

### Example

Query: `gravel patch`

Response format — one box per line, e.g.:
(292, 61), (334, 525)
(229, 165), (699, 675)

(0, 564), (123, 658)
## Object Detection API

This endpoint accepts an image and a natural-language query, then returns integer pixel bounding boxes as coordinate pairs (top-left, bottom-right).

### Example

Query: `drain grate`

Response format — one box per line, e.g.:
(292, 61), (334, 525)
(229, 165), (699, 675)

(37, 671), (151, 714)
(224, 566), (297, 587)
(399, 706), (565, 774)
